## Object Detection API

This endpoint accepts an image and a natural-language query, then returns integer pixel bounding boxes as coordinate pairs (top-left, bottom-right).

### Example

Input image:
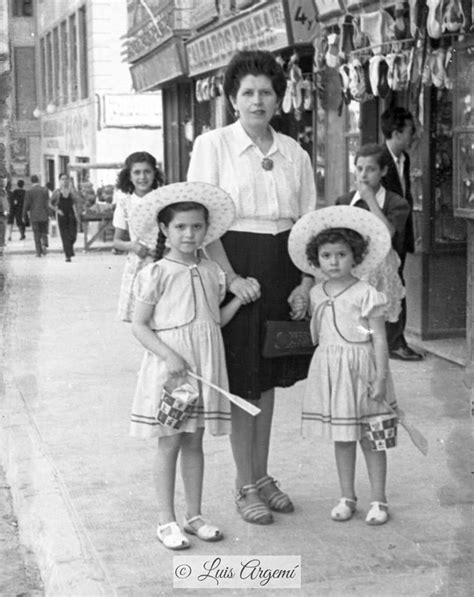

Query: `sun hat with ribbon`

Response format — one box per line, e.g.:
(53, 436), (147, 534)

(288, 205), (391, 277)
(129, 181), (236, 248)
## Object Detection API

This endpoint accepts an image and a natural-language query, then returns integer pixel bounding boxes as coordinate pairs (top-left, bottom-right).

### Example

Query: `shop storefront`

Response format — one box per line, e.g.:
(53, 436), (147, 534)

(310, 1), (470, 368)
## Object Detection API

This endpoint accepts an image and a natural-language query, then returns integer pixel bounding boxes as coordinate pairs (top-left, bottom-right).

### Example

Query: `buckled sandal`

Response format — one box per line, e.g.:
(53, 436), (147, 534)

(157, 521), (190, 550)
(365, 501), (389, 525)
(235, 484), (273, 525)
(256, 475), (294, 513)
(183, 515), (223, 542)
(331, 497), (357, 522)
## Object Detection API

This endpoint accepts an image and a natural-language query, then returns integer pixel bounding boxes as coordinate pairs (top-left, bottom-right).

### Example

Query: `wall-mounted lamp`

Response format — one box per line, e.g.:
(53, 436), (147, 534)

(46, 103), (56, 114)
(33, 107), (42, 118)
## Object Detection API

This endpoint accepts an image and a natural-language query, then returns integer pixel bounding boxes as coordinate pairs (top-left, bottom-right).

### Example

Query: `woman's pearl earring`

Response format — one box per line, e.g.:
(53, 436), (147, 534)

(234, 109), (239, 118)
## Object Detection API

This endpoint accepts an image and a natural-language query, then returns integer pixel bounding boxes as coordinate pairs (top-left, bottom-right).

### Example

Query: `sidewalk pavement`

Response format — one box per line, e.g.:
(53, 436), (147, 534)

(0, 236), (472, 596)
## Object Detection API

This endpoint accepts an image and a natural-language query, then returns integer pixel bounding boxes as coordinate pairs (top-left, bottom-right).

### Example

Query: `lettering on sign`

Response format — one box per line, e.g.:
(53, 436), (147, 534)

(186, 0), (288, 77)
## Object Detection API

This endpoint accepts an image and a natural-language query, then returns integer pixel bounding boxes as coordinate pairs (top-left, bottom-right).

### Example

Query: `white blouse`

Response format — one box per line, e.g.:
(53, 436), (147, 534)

(187, 120), (317, 234)
(112, 191), (144, 242)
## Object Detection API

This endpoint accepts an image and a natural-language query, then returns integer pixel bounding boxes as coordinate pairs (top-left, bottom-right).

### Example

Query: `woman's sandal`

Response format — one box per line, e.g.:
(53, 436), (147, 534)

(256, 475), (294, 513)
(183, 515), (223, 542)
(331, 497), (357, 522)
(365, 501), (389, 525)
(156, 521), (190, 550)
(235, 484), (273, 525)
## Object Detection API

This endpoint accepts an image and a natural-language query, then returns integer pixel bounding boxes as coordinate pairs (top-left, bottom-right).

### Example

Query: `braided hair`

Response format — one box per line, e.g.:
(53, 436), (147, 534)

(153, 201), (210, 262)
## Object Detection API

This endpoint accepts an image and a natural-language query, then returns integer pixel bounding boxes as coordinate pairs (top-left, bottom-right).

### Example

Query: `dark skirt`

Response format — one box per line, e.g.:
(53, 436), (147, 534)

(221, 230), (311, 401)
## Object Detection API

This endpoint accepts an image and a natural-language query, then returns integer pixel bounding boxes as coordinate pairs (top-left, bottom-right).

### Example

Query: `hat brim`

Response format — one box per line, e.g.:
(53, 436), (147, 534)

(288, 205), (391, 277)
(129, 182), (236, 248)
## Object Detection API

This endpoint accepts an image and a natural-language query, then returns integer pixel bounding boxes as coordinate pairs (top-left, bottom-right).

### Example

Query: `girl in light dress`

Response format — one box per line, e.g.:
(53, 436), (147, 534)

(288, 205), (398, 526)
(113, 151), (164, 322)
(129, 181), (255, 550)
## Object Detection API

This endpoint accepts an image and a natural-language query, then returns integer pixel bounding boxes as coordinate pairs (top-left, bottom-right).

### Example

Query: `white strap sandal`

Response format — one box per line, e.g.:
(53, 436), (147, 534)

(365, 501), (389, 525)
(331, 497), (357, 521)
(183, 515), (223, 542)
(157, 521), (190, 550)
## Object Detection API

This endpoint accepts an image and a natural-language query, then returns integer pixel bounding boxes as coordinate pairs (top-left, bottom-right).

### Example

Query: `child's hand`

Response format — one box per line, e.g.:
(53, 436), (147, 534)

(132, 240), (150, 259)
(288, 286), (309, 320)
(289, 294), (308, 320)
(370, 378), (386, 403)
(164, 353), (189, 389)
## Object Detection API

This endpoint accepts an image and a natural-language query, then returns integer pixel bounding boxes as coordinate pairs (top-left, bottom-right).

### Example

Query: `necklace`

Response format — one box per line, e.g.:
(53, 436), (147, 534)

(261, 157), (274, 171)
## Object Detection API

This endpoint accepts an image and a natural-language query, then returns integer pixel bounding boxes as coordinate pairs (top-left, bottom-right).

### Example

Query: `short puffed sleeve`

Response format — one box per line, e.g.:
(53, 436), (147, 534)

(133, 263), (163, 305)
(360, 285), (388, 319)
(218, 268), (227, 304)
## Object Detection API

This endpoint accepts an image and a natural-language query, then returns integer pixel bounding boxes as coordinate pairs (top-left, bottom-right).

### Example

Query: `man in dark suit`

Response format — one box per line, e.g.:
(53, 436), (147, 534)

(23, 175), (50, 257)
(380, 107), (423, 361)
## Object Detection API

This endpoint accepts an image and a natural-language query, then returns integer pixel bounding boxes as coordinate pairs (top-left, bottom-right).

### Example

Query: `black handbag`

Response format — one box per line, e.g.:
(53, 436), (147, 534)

(262, 319), (316, 358)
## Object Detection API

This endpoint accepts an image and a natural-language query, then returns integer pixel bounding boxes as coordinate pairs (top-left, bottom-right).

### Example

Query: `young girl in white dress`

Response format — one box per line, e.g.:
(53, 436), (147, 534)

(288, 206), (397, 526)
(113, 151), (164, 322)
(129, 182), (248, 550)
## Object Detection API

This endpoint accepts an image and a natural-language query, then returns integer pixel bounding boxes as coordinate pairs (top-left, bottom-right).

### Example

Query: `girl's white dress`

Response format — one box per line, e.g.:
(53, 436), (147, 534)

(303, 279), (397, 441)
(113, 191), (153, 322)
(130, 258), (232, 438)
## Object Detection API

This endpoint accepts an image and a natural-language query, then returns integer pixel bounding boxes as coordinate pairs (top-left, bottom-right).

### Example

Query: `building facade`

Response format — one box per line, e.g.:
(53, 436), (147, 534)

(3, 0), (164, 191)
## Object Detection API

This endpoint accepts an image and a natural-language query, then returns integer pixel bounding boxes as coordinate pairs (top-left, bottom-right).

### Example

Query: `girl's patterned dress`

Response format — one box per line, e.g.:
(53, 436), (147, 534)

(130, 258), (232, 438)
(302, 279), (397, 441)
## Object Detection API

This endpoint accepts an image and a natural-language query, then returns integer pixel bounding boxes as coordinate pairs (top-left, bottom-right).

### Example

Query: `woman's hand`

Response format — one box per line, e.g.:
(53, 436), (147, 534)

(288, 284), (309, 320)
(132, 240), (151, 259)
(229, 275), (261, 304)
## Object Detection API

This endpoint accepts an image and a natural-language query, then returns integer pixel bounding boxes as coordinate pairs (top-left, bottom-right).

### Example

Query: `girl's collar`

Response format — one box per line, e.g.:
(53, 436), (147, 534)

(163, 256), (201, 268)
(322, 278), (358, 300)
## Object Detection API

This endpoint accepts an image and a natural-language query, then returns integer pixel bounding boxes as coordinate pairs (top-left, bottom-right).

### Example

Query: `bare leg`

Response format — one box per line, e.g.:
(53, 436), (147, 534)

(180, 428), (205, 519)
(360, 437), (387, 503)
(154, 434), (182, 524)
(230, 402), (256, 488)
(334, 441), (357, 500)
(253, 388), (275, 480)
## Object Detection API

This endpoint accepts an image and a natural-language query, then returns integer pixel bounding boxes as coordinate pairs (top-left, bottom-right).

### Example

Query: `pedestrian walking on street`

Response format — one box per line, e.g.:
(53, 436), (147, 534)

(0, 175), (10, 253)
(336, 143), (410, 322)
(128, 182), (247, 550)
(187, 49), (316, 526)
(381, 107), (423, 361)
(288, 206), (397, 526)
(113, 151), (164, 321)
(23, 175), (50, 257)
(8, 179), (26, 241)
(51, 173), (81, 262)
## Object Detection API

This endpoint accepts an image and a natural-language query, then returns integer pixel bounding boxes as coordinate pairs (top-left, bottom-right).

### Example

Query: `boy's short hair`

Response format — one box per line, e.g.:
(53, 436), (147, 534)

(31, 174), (39, 183)
(380, 107), (414, 139)
(354, 143), (389, 169)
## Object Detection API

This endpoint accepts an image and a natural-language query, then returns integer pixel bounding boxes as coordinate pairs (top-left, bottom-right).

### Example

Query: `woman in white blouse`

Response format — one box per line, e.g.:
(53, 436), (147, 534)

(188, 50), (316, 525)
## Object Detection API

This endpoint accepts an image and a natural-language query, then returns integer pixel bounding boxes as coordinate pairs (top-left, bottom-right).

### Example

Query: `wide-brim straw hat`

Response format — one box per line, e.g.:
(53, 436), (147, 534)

(130, 182), (236, 248)
(288, 205), (391, 277)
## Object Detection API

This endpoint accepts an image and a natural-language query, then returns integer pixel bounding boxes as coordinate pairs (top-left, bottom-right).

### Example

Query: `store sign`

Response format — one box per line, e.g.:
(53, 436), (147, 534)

(193, 0), (218, 29)
(130, 39), (187, 90)
(103, 94), (162, 128)
(186, 0), (289, 77)
(42, 107), (90, 153)
(125, 0), (192, 64)
(287, 0), (318, 44)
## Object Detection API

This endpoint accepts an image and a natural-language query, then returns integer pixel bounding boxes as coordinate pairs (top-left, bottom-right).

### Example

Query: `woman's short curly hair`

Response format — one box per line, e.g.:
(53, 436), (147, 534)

(305, 228), (369, 268)
(223, 50), (287, 102)
(116, 151), (164, 194)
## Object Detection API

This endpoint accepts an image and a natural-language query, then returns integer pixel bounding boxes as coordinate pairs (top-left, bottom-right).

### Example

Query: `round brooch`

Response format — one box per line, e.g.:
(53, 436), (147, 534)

(261, 157), (274, 171)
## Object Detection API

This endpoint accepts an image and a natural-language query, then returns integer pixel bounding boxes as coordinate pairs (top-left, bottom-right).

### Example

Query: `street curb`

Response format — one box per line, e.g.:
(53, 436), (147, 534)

(0, 272), (116, 596)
